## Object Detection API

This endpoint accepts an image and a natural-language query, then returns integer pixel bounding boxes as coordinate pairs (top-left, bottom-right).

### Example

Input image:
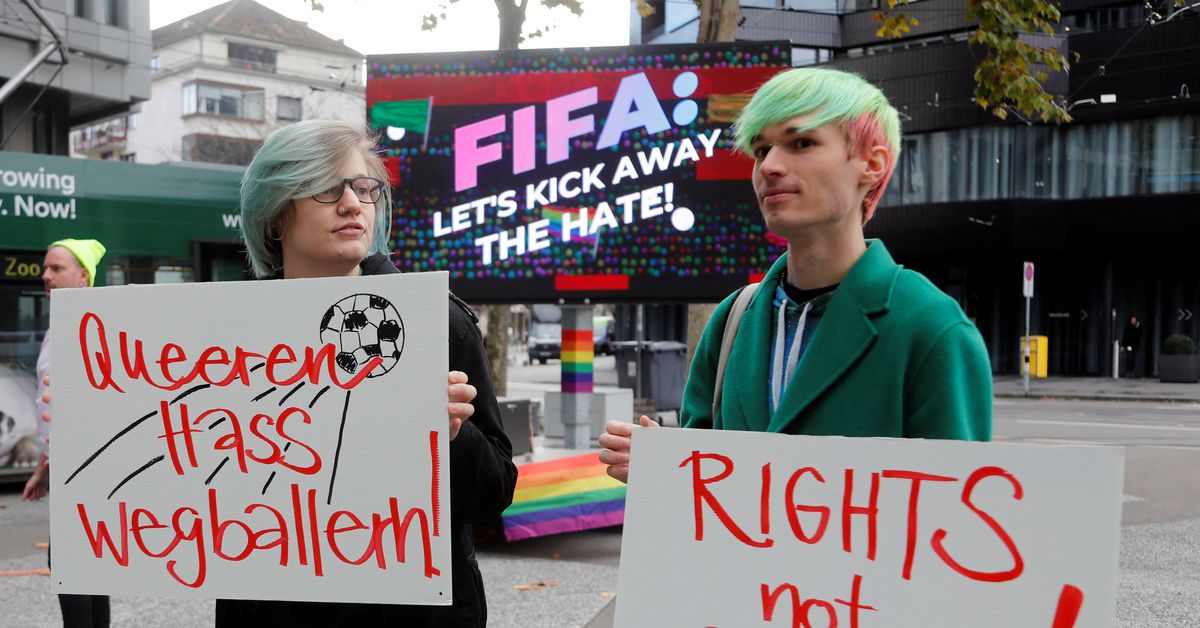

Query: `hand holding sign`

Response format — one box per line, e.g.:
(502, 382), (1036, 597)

(598, 415), (659, 483)
(40, 375), (49, 430)
(447, 370), (475, 441)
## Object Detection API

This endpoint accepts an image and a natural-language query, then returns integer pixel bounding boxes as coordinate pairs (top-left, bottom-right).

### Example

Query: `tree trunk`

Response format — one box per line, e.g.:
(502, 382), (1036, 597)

(697, 0), (739, 43)
(486, 305), (511, 396)
(686, 303), (717, 374)
(495, 0), (529, 50)
(696, 0), (715, 42)
(715, 0), (740, 42)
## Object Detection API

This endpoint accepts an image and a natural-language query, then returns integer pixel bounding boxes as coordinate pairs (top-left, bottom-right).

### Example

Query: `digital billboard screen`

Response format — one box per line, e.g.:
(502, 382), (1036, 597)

(367, 43), (790, 303)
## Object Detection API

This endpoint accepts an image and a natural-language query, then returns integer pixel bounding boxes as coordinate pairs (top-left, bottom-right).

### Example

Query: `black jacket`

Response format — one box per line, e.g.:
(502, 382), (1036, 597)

(216, 254), (517, 627)
(1122, 321), (1143, 351)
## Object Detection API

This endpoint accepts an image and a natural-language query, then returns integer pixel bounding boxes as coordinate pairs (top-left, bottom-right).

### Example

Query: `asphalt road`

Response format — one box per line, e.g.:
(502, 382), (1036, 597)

(993, 397), (1200, 627)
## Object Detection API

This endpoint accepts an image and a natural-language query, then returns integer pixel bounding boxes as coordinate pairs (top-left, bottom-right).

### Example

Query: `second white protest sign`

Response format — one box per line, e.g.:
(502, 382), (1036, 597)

(617, 428), (1123, 627)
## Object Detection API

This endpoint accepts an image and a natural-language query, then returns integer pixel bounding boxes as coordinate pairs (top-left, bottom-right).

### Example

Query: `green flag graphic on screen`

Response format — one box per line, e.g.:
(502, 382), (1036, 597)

(371, 99), (432, 134)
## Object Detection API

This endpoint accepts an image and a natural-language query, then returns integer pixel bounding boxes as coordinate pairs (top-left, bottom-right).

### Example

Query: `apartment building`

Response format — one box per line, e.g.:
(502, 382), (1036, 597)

(74, 0), (364, 164)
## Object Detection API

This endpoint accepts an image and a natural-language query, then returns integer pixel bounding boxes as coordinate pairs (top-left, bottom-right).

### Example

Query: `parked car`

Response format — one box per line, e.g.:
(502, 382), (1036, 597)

(528, 321), (561, 364)
(593, 315), (614, 355)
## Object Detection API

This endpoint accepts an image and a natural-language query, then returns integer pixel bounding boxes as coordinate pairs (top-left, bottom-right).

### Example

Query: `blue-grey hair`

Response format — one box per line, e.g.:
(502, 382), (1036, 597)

(240, 120), (392, 277)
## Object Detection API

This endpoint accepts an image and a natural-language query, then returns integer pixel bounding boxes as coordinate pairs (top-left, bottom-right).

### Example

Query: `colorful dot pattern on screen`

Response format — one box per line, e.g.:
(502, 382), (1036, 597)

(369, 44), (791, 289)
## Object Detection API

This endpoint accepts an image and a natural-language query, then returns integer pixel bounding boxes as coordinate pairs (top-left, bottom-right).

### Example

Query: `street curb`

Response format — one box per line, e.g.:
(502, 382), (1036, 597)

(994, 392), (1200, 404)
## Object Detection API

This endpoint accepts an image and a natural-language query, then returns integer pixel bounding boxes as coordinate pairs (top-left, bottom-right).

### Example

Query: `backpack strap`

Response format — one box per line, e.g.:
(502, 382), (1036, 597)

(448, 290), (478, 324)
(712, 282), (760, 424)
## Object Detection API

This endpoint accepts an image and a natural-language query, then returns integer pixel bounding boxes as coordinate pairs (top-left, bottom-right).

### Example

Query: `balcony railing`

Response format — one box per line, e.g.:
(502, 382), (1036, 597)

(73, 128), (127, 153)
(227, 58), (276, 73)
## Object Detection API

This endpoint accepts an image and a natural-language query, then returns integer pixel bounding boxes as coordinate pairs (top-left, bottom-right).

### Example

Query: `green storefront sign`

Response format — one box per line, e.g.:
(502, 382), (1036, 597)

(0, 151), (243, 263)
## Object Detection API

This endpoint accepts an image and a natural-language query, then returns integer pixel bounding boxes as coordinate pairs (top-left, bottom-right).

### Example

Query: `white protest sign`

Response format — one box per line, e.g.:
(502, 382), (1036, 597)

(49, 272), (451, 605)
(617, 428), (1123, 627)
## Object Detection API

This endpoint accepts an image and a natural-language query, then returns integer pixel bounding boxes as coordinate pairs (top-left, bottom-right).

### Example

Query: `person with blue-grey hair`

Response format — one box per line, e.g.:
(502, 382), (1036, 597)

(215, 119), (516, 628)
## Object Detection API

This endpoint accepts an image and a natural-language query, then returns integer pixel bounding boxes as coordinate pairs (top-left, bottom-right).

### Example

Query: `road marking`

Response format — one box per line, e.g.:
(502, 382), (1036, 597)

(1017, 419), (1200, 431)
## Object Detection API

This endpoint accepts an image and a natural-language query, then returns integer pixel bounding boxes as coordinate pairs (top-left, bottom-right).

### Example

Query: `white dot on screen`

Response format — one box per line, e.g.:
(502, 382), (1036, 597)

(671, 208), (695, 231)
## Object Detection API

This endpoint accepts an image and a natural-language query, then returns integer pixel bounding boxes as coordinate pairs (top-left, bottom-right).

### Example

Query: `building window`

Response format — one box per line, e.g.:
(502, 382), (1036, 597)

(880, 113), (1200, 208)
(182, 133), (263, 166)
(277, 96), (302, 121)
(120, 153), (136, 162)
(227, 42), (278, 73)
(99, 0), (122, 26)
(106, 263), (127, 286)
(67, 0), (87, 18)
(182, 82), (265, 120)
(154, 265), (194, 284)
(150, 56), (160, 74)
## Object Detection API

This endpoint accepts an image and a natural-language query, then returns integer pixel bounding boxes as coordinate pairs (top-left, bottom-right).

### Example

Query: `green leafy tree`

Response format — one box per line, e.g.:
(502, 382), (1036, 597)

(876, 0), (1072, 123)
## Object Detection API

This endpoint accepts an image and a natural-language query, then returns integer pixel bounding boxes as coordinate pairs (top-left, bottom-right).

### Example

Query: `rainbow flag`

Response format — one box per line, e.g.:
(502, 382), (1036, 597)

(542, 206), (599, 245)
(501, 453), (626, 541)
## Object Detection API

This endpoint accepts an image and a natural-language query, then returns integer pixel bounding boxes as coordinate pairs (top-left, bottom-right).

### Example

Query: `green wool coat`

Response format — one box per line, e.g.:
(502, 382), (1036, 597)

(682, 240), (992, 441)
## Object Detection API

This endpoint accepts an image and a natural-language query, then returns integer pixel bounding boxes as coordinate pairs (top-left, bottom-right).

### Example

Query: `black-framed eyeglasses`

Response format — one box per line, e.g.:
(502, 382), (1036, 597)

(312, 177), (385, 204)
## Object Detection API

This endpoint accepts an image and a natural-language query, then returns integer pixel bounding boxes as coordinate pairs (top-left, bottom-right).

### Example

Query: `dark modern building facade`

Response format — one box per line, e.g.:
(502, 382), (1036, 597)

(638, 0), (1199, 377)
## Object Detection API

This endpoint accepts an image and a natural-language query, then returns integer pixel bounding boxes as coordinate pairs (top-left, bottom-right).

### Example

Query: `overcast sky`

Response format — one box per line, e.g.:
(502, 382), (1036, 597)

(149, 0), (631, 55)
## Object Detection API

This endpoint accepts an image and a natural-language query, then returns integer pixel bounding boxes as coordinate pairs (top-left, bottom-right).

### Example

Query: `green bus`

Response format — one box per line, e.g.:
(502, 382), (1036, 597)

(0, 152), (244, 480)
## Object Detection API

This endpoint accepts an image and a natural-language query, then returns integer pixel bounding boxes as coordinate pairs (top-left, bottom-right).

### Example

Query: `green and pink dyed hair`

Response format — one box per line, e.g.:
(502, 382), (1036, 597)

(733, 67), (902, 222)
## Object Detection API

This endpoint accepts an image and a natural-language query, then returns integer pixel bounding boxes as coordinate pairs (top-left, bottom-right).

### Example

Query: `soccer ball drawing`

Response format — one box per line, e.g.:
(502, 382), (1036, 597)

(320, 294), (404, 378)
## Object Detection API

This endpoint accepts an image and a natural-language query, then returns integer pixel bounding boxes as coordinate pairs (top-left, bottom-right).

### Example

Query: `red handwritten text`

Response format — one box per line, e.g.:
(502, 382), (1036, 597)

(79, 312), (383, 394)
(158, 401), (322, 476)
(75, 484), (439, 588)
(680, 451), (1026, 584)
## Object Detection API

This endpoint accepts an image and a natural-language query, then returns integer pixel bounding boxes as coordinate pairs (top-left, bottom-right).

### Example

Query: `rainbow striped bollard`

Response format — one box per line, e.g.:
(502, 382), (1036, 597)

(560, 305), (594, 449)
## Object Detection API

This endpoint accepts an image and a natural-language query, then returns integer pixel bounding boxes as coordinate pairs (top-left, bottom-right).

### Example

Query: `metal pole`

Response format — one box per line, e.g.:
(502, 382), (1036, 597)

(0, 43), (59, 108)
(634, 304), (644, 402)
(0, 0), (71, 108)
(1111, 308), (1119, 379)
(1023, 295), (1031, 395)
(21, 0), (71, 46)
(1112, 340), (1120, 379)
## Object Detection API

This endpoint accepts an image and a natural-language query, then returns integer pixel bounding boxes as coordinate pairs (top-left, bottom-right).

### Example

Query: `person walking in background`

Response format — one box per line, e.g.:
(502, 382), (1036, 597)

(1122, 314), (1143, 378)
(22, 238), (110, 628)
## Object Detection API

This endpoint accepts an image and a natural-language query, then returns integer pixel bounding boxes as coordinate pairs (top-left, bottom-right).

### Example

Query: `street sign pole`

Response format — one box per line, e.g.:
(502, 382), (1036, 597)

(1024, 296), (1031, 395)
(1112, 309), (1120, 379)
(1023, 262), (1035, 395)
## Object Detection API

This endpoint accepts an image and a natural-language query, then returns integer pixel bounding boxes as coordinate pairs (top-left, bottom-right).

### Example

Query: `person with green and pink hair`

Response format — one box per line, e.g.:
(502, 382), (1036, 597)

(601, 67), (991, 482)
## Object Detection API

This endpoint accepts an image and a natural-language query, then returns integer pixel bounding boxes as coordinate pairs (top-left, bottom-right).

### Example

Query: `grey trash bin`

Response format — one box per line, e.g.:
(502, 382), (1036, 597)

(612, 340), (687, 411)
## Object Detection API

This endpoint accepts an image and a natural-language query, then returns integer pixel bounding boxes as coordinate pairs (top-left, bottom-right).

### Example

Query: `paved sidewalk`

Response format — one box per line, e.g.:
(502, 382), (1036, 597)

(994, 375), (1200, 403)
